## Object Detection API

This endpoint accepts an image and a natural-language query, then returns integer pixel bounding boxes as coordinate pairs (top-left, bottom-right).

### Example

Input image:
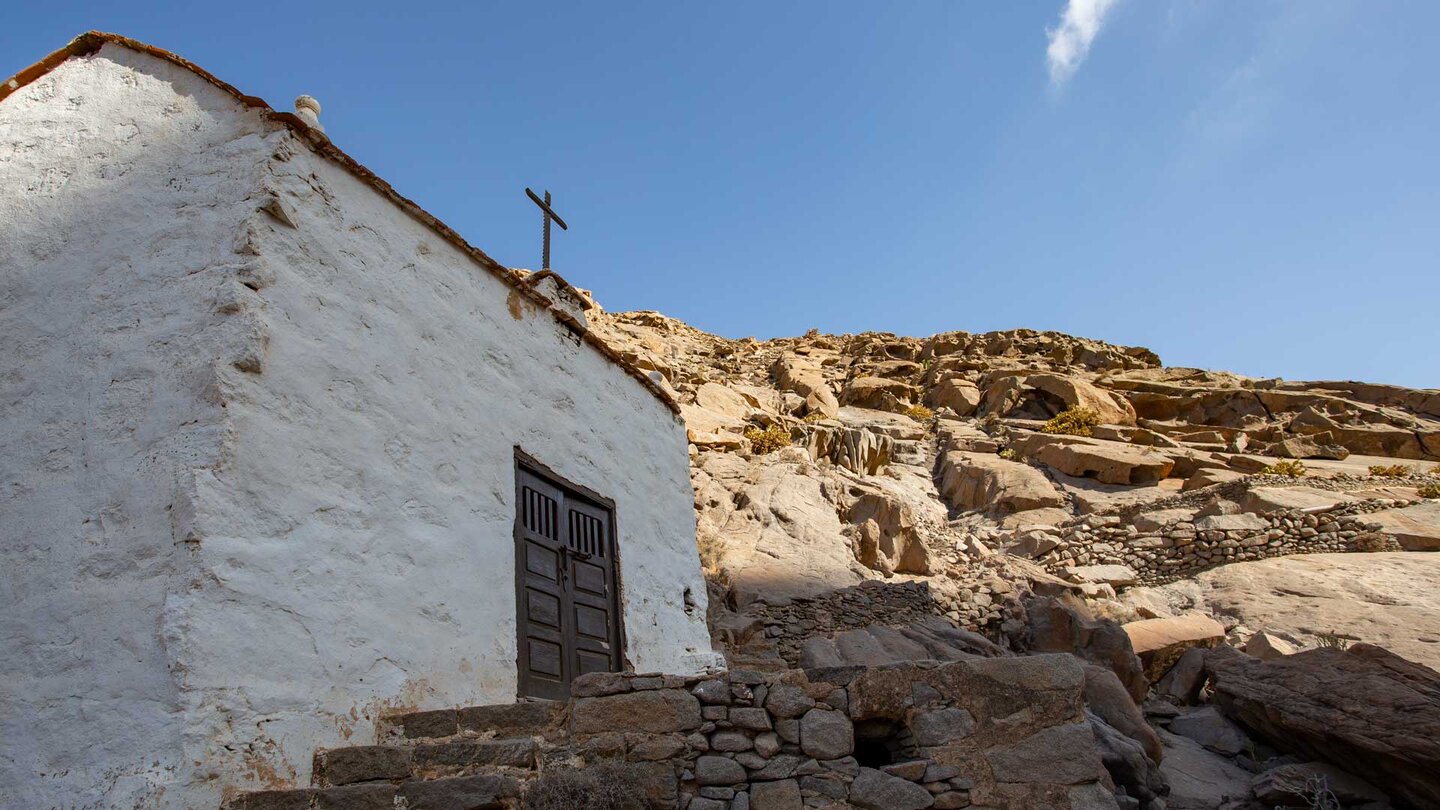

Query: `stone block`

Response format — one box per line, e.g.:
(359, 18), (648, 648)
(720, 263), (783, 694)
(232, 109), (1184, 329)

(388, 709), (458, 740)
(572, 689), (702, 734)
(985, 722), (1105, 785)
(765, 684), (816, 718)
(456, 701), (562, 738)
(881, 760), (930, 782)
(411, 738), (537, 769)
(226, 791), (317, 810)
(909, 707), (976, 747)
(711, 730), (753, 752)
(695, 755), (747, 786)
(313, 784), (397, 810)
(394, 774), (520, 810)
(627, 733), (687, 761)
(754, 731), (782, 758)
(314, 745), (411, 786)
(849, 767), (936, 810)
(799, 709), (854, 760)
(692, 679), (732, 704)
(750, 778), (803, 810)
(730, 707), (773, 730)
(571, 671), (634, 697)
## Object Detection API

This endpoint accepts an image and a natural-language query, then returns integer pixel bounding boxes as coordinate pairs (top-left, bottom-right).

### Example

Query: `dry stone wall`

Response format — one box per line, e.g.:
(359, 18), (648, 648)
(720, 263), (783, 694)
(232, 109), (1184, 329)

(1036, 502), (1403, 587)
(230, 657), (1124, 810)
(557, 657), (1115, 810)
(752, 580), (1017, 665)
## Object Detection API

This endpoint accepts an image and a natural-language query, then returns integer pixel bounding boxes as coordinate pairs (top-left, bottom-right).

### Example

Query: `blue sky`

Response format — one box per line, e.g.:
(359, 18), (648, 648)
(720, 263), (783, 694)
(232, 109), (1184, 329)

(6, 2), (1437, 387)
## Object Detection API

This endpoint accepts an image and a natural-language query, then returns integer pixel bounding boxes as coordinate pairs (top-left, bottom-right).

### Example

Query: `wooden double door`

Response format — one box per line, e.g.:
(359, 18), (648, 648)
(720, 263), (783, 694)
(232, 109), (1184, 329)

(514, 463), (623, 700)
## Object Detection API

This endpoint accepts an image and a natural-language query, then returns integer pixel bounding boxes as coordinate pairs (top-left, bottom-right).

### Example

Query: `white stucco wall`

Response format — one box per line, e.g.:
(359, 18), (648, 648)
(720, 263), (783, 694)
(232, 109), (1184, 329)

(2, 41), (714, 810)
(165, 109), (716, 802)
(0, 47), (277, 808)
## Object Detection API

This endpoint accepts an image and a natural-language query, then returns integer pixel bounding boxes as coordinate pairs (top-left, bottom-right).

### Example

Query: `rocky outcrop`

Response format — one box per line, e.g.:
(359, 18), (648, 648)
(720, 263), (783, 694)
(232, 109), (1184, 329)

(841, 375), (916, 412)
(1123, 614), (1226, 682)
(847, 492), (932, 576)
(937, 450), (1066, 514)
(771, 353), (840, 418)
(805, 424), (892, 475)
(1173, 551), (1440, 672)
(1368, 501), (1440, 550)
(927, 378), (981, 416)
(1017, 597), (1148, 703)
(1011, 434), (1174, 485)
(1026, 373), (1138, 427)
(1206, 644), (1440, 809)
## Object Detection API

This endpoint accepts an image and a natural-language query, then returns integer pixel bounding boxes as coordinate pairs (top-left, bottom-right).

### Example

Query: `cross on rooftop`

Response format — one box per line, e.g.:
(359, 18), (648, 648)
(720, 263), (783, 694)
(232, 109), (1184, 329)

(525, 187), (568, 271)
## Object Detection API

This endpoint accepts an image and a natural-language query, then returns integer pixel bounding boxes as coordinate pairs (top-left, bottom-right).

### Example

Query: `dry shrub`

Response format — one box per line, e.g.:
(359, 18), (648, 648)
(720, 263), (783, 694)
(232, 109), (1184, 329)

(1259, 459), (1308, 477)
(524, 761), (646, 810)
(696, 533), (726, 581)
(1368, 464), (1414, 478)
(904, 404), (934, 422)
(1315, 631), (1352, 650)
(1353, 532), (1393, 552)
(802, 411), (829, 424)
(1041, 407), (1100, 437)
(998, 448), (1020, 461)
(1419, 482), (1440, 499)
(744, 425), (792, 455)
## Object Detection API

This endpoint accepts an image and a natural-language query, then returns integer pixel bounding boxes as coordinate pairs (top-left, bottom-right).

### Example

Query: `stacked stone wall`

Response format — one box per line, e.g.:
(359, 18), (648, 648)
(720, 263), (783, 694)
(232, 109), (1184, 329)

(1037, 502), (1403, 587)
(752, 580), (1017, 663)
(553, 656), (1112, 810)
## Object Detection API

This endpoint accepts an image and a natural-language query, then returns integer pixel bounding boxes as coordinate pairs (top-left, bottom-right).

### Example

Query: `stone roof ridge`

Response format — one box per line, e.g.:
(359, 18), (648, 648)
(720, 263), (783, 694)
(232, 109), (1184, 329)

(0, 31), (680, 416)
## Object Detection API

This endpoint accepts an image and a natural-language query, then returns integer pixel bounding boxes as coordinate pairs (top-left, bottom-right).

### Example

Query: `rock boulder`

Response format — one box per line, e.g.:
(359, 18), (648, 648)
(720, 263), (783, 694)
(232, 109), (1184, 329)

(937, 450), (1065, 514)
(1207, 643), (1440, 810)
(1122, 614), (1226, 682)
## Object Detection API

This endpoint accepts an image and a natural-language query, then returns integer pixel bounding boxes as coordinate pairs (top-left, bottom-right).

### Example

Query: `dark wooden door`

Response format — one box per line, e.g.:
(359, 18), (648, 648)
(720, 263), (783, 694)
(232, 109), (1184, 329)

(515, 464), (621, 700)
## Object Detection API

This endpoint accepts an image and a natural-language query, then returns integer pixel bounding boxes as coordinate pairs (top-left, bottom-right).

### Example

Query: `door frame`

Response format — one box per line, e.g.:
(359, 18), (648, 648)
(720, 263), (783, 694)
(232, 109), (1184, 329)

(512, 447), (628, 699)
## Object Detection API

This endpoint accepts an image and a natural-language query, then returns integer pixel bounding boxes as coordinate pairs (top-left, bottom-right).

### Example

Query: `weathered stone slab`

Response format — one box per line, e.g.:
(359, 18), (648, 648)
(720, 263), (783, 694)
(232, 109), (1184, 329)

(1368, 501), (1440, 551)
(1207, 644), (1440, 809)
(985, 722), (1107, 785)
(571, 689), (702, 734)
(1122, 614), (1225, 682)
(849, 767), (936, 809)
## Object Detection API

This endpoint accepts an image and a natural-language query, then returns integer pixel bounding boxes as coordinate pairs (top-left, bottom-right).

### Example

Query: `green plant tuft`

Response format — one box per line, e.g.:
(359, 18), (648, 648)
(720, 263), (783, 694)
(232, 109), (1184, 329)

(744, 425), (792, 455)
(1259, 459), (1308, 477)
(1041, 407), (1101, 437)
(998, 448), (1019, 461)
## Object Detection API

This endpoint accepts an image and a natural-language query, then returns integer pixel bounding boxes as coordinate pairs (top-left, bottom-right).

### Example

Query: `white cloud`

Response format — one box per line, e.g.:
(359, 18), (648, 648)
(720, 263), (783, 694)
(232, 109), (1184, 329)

(1046, 0), (1122, 86)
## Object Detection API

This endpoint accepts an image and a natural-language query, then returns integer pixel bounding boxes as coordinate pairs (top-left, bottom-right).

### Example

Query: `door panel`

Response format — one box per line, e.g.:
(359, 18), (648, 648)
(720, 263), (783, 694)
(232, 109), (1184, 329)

(514, 463), (622, 700)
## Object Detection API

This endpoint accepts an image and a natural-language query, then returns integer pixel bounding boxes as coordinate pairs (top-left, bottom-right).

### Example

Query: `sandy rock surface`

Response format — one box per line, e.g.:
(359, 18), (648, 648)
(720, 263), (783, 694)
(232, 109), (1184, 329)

(1176, 552), (1440, 671)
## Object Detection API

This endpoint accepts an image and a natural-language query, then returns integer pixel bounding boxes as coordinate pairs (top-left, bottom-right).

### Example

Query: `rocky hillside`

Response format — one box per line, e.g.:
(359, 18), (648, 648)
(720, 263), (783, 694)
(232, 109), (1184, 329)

(591, 309), (1437, 627)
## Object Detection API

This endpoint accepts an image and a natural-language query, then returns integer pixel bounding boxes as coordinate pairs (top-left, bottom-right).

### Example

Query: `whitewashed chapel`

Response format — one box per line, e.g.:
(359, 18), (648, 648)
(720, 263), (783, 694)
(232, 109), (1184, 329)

(0, 32), (717, 809)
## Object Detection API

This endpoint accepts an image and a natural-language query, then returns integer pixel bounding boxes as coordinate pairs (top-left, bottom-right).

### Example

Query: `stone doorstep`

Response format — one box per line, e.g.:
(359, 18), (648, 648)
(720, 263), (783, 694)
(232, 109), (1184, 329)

(378, 700), (565, 742)
(314, 738), (538, 786)
(224, 773), (521, 810)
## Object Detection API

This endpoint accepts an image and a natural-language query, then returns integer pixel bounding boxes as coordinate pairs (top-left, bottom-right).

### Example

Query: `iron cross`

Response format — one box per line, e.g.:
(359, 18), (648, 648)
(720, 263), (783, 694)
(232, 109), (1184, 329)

(525, 187), (568, 270)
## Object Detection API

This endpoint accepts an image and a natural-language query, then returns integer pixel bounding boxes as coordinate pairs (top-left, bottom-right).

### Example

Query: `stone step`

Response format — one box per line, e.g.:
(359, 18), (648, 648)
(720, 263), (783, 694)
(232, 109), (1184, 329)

(314, 738), (539, 786)
(378, 700), (564, 743)
(224, 772), (521, 810)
